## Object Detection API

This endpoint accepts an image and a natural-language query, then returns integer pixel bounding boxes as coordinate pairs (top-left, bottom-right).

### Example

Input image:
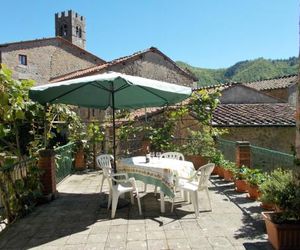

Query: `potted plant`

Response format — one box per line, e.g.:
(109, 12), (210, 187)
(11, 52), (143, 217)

(245, 168), (266, 200)
(223, 161), (236, 182)
(184, 89), (225, 170)
(73, 140), (87, 170)
(209, 150), (224, 175)
(233, 165), (250, 192)
(216, 159), (227, 178)
(260, 169), (300, 250)
(181, 129), (213, 170)
(257, 173), (274, 210)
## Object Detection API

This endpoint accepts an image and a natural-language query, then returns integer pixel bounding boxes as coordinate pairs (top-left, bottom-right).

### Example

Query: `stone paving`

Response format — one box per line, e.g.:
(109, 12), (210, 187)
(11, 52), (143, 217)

(0, 171), (273, 249)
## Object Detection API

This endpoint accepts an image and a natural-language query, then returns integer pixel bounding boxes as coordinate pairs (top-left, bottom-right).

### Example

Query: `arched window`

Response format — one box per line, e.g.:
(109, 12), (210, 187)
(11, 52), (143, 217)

(76, 26), (79, 37)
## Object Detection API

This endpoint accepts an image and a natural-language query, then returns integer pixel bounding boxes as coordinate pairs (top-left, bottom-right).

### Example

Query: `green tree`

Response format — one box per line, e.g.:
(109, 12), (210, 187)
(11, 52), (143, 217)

(0, 65), (84, 223)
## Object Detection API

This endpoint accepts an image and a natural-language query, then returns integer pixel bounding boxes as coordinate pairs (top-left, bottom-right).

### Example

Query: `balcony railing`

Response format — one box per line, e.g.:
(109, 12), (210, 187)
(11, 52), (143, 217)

(54, 142), (75, 184)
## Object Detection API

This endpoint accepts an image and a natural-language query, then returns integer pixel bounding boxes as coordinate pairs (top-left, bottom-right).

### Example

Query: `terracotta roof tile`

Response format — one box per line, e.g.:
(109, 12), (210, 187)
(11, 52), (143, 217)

(117, 103), (295, 127)
(50, 47), (197, 82)
(196, 75), (298, 91)
(243, 75), (297, 90)
(212, 103), (295, 127)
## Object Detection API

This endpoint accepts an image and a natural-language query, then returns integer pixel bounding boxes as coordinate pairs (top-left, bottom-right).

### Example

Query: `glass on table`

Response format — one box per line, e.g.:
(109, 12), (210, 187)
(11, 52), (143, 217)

(156, 152), (161, 160)
(150, 152), (155, 160)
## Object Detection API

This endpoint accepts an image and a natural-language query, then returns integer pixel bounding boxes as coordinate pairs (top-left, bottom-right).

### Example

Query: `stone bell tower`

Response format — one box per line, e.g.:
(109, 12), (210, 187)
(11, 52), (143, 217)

(55, 10), (86, 49)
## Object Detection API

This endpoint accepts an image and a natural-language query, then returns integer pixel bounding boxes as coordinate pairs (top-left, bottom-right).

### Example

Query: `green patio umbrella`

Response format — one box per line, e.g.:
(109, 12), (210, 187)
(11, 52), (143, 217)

(29, 71), (192, 170)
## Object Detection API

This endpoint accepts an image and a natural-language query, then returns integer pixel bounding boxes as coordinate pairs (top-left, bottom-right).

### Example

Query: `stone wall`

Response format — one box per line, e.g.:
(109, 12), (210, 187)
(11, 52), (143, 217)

(261, 88), (289, 102)
(107, 51), (193, 87)
(288, 84), (297, 106)
(221, 85), (279, 104)
(164, 113), (295, 154)
(0, 38), (102, 85)
(221, 126), (295, 153)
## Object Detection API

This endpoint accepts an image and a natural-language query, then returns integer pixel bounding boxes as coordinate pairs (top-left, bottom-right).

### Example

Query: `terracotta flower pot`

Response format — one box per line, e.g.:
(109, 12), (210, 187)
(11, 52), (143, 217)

(211, 166), (219, 175)
(75, 147), (86, 170)
(234, 179), (248, 192)
(185, 155), (208, 170)
(223, 169), (234, 181)
(262, 211), (300, 250)
(140, 140), (150, 155)
(218, 167), (225, 178)
(247, 184), (260, 200)
(260, 202), (275, 211)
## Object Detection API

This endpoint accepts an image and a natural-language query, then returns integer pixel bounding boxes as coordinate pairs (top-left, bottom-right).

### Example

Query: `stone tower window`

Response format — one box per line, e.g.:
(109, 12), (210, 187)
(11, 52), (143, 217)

(76, 26), (82, 38)
(18, 55), (27, 65)
(62, 24), (68, 36)
(59, 26), (63, 36)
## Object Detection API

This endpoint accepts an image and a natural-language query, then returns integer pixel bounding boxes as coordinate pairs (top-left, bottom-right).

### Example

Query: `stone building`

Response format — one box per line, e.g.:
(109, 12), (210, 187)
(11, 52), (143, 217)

(0, 9), (195, 88)
(55, 10), (86, 49)
(127, 80), (296, 154)
(203, 75), (297, 105)
(243, 75), (297, 106)
(0, 10), (106, 86)
(50, 47), (197, 120)
(199, 80), (296, 153)
(0, 37), (105, 85)
(0, 10), (196, 122)
(50, 47), (196, 86)
(212, 103), (295, 153)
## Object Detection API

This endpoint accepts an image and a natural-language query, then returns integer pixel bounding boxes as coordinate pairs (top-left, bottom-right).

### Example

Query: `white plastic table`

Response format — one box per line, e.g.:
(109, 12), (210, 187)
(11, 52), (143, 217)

(118, 156), (195, 213)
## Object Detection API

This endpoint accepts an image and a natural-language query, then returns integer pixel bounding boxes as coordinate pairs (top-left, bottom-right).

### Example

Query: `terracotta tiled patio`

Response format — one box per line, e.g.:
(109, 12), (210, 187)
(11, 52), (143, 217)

(0, 171), (272, 249)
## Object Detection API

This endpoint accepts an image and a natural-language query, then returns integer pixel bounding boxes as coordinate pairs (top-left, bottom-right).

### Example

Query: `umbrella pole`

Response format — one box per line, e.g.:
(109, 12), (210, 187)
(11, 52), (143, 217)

(112, 91), (117, 172)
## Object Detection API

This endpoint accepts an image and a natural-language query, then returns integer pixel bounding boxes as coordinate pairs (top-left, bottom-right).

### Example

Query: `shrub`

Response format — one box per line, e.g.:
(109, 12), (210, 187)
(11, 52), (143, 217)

(233, 165), (250, 180)
(245, 168), (266, 187)
(259, 169), (300, 222)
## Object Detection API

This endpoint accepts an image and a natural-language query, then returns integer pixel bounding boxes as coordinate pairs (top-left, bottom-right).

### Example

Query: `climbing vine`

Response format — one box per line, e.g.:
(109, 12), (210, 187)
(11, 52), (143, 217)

(0, 65), (84, 223)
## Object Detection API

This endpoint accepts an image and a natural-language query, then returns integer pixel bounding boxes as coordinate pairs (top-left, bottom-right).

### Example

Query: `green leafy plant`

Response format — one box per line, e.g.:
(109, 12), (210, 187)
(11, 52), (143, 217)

(189, 89), (221, 125)
(222, 160), (237, 172)
(233, 165), (250, 180)
(181, 128), (215, 157)
(148, 108), (188, 152)
(0, 160), (41, 224)
(118, 107), (188, 154)
(259, 169), (300, 222)
(0, 65), (84, 223)
(209, 150), (225, 165)
(181, 89), (225, 158)
(245, 168), (266, 187)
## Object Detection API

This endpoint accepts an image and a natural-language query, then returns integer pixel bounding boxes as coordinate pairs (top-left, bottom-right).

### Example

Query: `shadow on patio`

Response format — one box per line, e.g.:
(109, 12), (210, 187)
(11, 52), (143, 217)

(0, 171), (272, 249)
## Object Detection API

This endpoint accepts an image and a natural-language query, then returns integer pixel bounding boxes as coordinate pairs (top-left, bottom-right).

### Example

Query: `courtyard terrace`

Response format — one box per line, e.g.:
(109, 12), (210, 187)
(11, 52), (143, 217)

(0, 171), (272, 250)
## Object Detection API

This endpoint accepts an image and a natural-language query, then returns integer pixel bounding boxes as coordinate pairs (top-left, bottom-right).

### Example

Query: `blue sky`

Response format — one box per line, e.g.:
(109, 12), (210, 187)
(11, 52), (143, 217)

(0, 0), (298, 68)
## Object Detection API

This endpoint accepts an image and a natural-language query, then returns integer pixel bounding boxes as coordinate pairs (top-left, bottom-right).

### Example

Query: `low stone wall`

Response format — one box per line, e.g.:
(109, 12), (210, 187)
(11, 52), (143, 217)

(222, 126), (295, 154)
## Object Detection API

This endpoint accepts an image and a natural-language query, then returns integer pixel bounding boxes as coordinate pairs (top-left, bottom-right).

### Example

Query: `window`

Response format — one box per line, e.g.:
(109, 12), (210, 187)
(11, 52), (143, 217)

(76, 26), (82, 38)
(18, 55), (27, 65)
(60, 26), (63, 36)
(62, 24), (68, 36)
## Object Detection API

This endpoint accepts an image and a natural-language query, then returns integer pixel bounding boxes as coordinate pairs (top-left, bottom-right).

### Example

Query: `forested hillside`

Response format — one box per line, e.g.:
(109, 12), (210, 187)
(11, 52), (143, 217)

(177, 57), (298, 87)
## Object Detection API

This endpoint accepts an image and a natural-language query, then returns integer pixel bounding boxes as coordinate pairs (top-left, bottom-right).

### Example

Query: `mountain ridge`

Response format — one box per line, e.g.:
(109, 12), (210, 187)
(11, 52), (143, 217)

(177, 57), (299, 87)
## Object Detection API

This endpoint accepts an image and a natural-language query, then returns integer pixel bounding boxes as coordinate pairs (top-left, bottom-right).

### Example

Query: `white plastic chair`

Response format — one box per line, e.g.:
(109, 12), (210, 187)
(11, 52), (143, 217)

(172, 163), (215, 217)
(161, 152), (185, 161)
(98, 154), (113, 193)
(144, 152), (185, 194)
(96, 155), (142, 218)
